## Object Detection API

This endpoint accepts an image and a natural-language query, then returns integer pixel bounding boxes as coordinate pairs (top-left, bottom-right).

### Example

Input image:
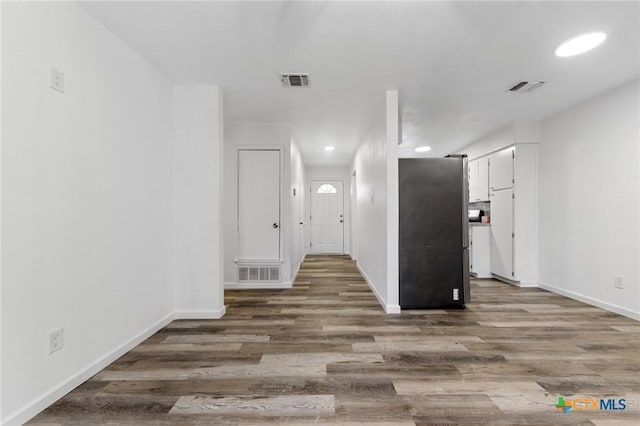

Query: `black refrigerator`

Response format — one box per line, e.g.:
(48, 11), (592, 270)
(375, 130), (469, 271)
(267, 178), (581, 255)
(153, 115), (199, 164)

(399, 156), (470, 308)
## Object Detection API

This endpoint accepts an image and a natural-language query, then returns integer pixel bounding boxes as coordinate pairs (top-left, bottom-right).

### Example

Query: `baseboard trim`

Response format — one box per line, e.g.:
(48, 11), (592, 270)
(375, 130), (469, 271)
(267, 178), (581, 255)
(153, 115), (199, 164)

(385, 304), (402, 314)
(3, 305), (230, 426)
(3, 312), (175, 426)
(224, 281), (293, 289)
(356, 262), (400, 314)
(492, 274), (524, 287)
(174, 306), (226, 319)
(291, 257), (303, 284)
(538, 281), (640, 321)
(471, 272), (493, 279)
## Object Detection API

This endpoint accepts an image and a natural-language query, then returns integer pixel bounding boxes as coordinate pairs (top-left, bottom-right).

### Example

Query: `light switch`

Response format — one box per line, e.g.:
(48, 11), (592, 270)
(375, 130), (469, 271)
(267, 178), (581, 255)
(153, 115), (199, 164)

(50, 67), (64, 93)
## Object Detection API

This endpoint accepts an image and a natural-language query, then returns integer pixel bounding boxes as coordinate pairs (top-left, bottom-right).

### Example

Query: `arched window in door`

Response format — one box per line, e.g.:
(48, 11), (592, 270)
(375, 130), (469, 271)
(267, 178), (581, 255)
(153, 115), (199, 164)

(316, 184), (337, 194)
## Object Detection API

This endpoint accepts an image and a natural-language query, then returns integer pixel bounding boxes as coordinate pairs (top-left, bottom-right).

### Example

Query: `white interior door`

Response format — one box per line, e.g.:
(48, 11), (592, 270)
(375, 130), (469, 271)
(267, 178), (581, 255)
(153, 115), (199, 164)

(310, 180), (344, 254)
(238, 150), (280, 260)
(298, 172), (306, 260)
(490, 188), (514, 279)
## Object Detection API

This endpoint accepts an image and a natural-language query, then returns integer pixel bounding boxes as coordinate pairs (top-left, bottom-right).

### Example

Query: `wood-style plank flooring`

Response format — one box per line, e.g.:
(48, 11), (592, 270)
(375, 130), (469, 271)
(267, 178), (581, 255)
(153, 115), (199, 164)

(30, 255), (640, 425)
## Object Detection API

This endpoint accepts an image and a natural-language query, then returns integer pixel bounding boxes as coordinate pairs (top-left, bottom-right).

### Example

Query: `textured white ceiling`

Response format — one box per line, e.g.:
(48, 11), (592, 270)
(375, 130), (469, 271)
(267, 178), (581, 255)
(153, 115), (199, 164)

(83, 1), (640, 165)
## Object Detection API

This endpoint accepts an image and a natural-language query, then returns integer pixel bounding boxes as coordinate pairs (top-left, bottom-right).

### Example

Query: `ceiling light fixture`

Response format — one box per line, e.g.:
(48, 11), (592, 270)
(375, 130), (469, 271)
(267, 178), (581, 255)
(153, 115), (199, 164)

(415, 146), (431, 153)
(324, 146), (335, 152)
(555, 32), (606, 57)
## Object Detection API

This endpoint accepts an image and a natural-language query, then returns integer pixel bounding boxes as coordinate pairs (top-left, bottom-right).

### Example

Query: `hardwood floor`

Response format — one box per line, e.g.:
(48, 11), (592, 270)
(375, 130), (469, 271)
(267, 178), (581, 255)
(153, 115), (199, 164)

(29, 255), (640, 425)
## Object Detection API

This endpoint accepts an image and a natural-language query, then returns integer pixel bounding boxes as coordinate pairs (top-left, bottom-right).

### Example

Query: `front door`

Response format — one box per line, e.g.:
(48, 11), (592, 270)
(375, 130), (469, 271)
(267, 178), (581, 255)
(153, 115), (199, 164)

(310, 180), (344, 254)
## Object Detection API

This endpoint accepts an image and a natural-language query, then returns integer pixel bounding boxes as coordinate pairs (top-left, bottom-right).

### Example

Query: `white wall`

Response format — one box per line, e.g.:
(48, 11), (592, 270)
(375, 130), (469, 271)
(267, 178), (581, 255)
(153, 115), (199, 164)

(1, 2), (174, 423)
(290, 141), (306, 276)
(306, 166), (351, 255)
(0, 1), (4, 420)
(172, 86), (225, 318)
(350, 91), (399, 313)
(459, 122), (541, 161)
(223, 124), (295, 286)
(385, 91), (400, 310)
(538, 79), (640, 319)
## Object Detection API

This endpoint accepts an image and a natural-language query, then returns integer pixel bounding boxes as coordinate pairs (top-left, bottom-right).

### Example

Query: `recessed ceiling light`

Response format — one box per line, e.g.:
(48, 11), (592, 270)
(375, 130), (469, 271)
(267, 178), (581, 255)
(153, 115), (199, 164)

(415, 146), (431, 153)
(324, 146), (335, 152)
(555, 32), (606, 57)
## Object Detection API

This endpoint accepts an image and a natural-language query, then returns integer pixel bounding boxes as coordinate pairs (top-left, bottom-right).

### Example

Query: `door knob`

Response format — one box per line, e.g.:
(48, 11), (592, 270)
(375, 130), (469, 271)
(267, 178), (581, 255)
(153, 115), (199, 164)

(299, 222), (304, 225)
(273, 223), (279, 228)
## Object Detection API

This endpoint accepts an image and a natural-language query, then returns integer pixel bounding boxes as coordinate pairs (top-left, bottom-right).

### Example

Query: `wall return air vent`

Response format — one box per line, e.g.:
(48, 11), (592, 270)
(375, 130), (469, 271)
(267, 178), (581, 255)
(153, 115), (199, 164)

(238, 266), (281, 282)
(281, 74), (310, 87)
(508, 81), (546, 93)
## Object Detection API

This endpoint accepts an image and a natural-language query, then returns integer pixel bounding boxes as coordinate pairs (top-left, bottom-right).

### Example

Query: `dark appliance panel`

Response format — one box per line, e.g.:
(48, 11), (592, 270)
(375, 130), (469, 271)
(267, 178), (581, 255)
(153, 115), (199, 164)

(399, 157), (469, 309)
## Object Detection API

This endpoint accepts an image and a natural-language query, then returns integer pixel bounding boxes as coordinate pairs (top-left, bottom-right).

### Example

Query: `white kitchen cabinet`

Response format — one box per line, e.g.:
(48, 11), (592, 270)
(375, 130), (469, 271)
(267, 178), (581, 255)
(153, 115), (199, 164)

(490, 188), (513, 280)
(477, 158), (489, 201)
(468, 160), (478, 201)
(469, 157), (489, 202)
(489, 147), (514, 191)
(488, 143), (538, 285)
(469, 225), (491, 278)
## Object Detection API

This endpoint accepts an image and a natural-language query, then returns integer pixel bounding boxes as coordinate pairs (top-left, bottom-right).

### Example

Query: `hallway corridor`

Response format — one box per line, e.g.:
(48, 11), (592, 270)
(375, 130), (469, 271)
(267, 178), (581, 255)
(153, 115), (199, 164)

(30, 255), (639, 425)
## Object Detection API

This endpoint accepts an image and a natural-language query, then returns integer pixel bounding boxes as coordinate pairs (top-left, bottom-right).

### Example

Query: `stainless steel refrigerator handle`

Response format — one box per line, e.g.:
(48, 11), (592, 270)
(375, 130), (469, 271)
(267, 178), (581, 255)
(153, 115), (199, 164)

(461, 156), (469, 250)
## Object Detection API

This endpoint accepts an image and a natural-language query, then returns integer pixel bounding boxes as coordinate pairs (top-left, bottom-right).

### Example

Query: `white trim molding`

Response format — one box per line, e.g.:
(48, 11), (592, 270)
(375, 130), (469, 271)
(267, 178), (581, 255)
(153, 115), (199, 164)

(224, 281), (293, 290)
(234, 258), (284, 266)
(174, 306), (226, 320)
(491, 274), (537, 288)
(538, 281), (640, 321)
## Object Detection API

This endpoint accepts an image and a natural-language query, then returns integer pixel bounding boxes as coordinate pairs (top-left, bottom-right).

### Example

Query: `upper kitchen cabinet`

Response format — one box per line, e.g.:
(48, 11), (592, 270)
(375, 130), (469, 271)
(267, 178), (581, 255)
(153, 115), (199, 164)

(468, 157), (489, 202)
(489, 147), (514, 191)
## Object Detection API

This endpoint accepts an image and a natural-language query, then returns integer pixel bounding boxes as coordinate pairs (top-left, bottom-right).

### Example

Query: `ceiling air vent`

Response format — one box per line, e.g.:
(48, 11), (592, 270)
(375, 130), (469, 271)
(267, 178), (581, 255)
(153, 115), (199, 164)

(509, 81), (546, 93)
(281, 74), (310, 87)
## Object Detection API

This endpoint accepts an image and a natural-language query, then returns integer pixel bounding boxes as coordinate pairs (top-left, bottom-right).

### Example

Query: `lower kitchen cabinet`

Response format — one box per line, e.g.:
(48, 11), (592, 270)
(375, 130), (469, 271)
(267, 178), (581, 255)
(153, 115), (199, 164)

(490, 188), (514, 280)
(469, 225), (491, 278)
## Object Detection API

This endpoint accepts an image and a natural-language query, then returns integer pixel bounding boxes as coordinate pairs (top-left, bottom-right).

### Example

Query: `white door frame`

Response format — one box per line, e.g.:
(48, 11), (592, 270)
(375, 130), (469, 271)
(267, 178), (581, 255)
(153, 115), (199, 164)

(235, 146), (284, 263)
(351, 169), (357, 261)
(310, 179), (345, 254)
(297, 168), (306, 263)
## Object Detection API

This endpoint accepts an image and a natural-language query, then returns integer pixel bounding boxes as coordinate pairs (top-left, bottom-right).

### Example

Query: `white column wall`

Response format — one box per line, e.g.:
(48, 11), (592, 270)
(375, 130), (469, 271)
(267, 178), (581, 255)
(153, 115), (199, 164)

(172, 86), (225, 318)
(350, 91), (400, 313)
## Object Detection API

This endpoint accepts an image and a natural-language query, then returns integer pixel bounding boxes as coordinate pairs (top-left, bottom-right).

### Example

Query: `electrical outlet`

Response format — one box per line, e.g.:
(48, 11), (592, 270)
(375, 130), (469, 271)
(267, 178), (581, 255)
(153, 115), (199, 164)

(50, 67), (65, 93)
(614, 276), (624, 289)
(49, 328), (64, 354)
(453, 288), (460, 301)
